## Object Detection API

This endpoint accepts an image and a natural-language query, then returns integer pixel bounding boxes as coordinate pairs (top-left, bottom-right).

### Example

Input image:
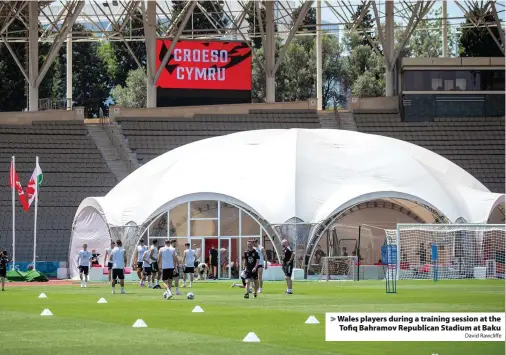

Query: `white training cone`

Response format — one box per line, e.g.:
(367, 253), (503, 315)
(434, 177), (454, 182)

(305, 316), (320, 324)
(97, 298), (107, 304)
(40, 309), (53, 316)
(192, 306), (204, 313)
(132, 319), (148, 328)
(38, 293), (47, 299)
(243, 332), (260, 343)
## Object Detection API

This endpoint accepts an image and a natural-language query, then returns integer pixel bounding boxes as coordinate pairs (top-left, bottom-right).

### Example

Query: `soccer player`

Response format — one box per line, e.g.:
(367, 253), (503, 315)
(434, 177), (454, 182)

(158, 239), (178, 299)
(171, 240), (182, 295)
(182, 242), (196, 288)
(0, 249), (9, 291)
(142, 248), (153, 288)
(253, 238), (268, 293)
(197, 261), (208, 280)
(243, 240), (260, 299)
(103, 240), (115, 284)
(77, 243), (92, 288)
(281, 239), (295, 294)
(231, 270), (247, 289)
(149, 239), (161, 289)
(209, 245), (218, 279)
(109, 239), (127, 294)
(133, 239), (147, 287)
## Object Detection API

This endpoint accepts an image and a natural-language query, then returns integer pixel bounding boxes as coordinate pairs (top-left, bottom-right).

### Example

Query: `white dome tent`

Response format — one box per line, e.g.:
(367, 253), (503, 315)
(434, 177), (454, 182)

(69, 129), (504, 279)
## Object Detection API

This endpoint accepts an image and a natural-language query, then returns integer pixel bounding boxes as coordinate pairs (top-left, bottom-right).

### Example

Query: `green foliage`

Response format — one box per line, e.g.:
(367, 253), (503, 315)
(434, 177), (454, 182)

(251, 34), (344, 109)
(246, 2), (277, 49)
(51, 24), (111, 117)
(459, 3), (504, 57)
(292, 6), (317, 32)
(352, 71), (385, 97)
(347, 4), (379, 52)
(108, 12), (146, 87)
(400, 8), (456, 57)
(111, 68), (147, 108)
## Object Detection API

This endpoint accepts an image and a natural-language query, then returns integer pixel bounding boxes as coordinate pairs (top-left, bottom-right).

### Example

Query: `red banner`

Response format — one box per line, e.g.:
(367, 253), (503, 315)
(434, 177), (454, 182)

(156, 40), (252, 91)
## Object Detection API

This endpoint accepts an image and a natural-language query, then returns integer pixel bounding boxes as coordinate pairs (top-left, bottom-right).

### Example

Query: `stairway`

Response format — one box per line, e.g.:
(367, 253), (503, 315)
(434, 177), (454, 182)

(318, 111), (340, 129)
(87, 124), (131, 182)
(338, 111), (357, 131)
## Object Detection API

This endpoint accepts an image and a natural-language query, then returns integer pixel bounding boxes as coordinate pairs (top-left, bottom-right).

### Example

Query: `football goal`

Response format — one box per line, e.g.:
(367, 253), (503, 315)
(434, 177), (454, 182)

(385, 224), (505, 280)
(319, 256), (357, 281)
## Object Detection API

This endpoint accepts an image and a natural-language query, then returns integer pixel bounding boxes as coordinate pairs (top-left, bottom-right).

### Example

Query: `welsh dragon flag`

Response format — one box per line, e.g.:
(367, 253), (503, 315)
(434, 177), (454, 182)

(26, 160), (43, 208)
(9, 159), (29, 211)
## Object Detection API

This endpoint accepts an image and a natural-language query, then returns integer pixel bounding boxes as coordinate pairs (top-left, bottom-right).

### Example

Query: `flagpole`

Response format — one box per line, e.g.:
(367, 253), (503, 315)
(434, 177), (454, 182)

(11, 156), (16, 270)
(33, 156), (38, 271)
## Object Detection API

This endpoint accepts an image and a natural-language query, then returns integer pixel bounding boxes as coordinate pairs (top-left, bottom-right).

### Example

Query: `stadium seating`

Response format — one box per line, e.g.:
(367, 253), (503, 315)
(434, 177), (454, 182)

(0, 121), (117, 262)
(117, 109), (320, 165)
(354, 114), (505, 193)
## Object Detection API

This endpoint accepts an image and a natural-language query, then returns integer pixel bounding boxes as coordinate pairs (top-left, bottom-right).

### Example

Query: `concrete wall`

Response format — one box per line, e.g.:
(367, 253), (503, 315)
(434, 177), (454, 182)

(0, 107), (85, 125)
(348, 96), (399, 113)
(110, 100), (317, 119)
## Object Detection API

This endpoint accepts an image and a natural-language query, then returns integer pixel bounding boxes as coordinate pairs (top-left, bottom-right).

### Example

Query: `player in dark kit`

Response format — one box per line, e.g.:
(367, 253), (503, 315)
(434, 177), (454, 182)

(0, 249), (10, 291)
(243, 240), (260, 299)
(281, 239), (295, 294)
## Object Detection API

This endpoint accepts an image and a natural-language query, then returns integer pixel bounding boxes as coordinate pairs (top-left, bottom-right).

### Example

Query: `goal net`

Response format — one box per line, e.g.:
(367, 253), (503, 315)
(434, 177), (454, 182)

(385, 224), (505, 280)
(319, 256), (357, 281)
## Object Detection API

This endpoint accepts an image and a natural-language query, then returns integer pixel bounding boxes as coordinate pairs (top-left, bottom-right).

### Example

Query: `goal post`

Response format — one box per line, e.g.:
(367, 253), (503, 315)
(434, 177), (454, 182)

(319, 256), (357, 281)
(386, 224), (505, 281)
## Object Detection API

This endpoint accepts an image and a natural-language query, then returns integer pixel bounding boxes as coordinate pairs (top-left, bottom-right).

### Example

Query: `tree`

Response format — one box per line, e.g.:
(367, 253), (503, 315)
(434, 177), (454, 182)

(251, 39), (288, 102)
(51, 24), (110, 117)
(108, 11), (146, 87)
(352, 71), (385, 97)
(111, 68), (147, 108)
(459, 3), (504, 57)
(339, 31), (385, 100)
(292, 6), (316, 32)
(400, 8), (456, 57)
(0, 18), (57, 112)
(172, 1), (228, 36)
(347, 4), (378, 51)
(246, 2), (278, 49)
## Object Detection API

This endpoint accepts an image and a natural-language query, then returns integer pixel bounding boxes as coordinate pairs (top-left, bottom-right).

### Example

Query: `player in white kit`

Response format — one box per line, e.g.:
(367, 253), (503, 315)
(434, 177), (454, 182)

(77, 244), (92, 288)
(182, 242), (196, 288)
(103, 240), (115, 283)
(133, 239), (147, 287)
(149, 239), (161, 289)
(142, 249), (153, 288)
(109, 239), (127, 294)
(253, 239), (268, 293)
(158, 239), (179, 299)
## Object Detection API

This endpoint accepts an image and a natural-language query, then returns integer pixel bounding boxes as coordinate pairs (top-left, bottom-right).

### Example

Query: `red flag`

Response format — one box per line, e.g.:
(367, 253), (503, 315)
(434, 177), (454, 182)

(9, 160), (29, 211)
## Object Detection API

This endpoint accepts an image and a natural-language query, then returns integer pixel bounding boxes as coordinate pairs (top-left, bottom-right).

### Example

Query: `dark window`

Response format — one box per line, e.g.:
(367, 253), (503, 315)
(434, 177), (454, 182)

(403, 70), (505, 91)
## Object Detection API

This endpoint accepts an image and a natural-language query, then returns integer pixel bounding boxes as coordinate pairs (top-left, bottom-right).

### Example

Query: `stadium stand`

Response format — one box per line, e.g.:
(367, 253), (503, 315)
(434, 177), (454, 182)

(354, 113), (505, 193)
(0, 120), (117, 262)
(117, 109), (320, 165)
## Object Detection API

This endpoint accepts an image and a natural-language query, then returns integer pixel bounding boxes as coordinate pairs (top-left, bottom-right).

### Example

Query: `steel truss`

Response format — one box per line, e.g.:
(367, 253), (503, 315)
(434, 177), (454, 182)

(0, 1), (504, 111)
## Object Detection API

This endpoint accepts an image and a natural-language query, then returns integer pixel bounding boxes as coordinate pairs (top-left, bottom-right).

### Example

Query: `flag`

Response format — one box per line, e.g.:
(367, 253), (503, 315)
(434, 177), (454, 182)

(9, 160), (29, 211)
(26, 160), (43, 208)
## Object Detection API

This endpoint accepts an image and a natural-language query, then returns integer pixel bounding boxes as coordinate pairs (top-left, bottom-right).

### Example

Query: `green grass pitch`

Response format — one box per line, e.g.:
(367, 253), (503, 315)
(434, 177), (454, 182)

(0, 280), (504, 355)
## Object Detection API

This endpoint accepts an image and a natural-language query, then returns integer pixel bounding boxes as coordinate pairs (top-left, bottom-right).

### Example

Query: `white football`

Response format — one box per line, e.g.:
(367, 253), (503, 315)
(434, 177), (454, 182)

(163, 291), (169, 299)
(187, 292), (195, 300)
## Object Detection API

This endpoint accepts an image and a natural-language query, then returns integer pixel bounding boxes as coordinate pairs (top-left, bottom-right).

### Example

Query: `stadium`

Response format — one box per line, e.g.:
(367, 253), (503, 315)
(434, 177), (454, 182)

(0, 1), (504, 355)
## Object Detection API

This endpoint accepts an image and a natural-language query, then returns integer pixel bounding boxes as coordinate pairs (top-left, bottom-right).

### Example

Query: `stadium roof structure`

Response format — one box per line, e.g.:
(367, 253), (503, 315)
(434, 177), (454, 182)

(73, 128), (504, 235)
(0, 1), (504, 111)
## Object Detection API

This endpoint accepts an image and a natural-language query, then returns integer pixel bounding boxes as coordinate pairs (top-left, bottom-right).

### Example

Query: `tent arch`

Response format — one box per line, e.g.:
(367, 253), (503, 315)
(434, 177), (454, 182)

(304, 191), (451, 274)
(127, 196), (283, 268)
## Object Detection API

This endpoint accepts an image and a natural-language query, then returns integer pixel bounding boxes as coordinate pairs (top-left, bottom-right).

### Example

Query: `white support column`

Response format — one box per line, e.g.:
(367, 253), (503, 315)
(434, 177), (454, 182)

(316, 0), (322, 110)
(28, 1), (39, 111)
(145, 0), (157, 108)
(66, 32), (72, 110)
(264, 1), (276, 103)
(442, 0), (448, 57)
(384, 0), (395, 97)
